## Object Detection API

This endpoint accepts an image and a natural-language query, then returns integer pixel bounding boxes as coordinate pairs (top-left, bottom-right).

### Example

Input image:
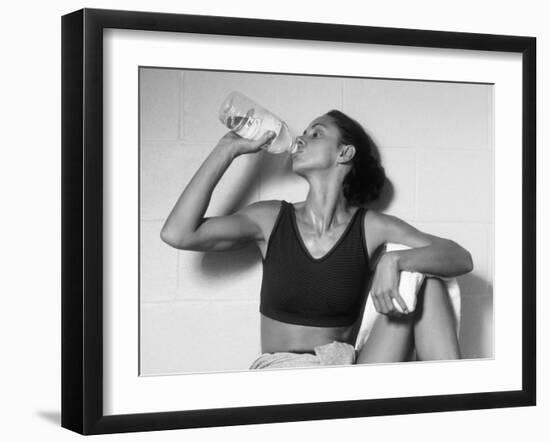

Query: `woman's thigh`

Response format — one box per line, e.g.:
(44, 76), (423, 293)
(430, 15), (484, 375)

(355, 277), (460, 364)
(355, 314), (414, 364)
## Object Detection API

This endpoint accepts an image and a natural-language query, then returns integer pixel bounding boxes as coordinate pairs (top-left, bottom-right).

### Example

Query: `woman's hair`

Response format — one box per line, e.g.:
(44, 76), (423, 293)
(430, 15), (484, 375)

(326, 110), (386, 206)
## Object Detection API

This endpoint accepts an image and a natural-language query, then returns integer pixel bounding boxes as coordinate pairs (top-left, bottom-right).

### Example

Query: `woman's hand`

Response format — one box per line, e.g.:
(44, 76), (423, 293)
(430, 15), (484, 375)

(215, 131), (277, 157)
(369, 252), (409, 316)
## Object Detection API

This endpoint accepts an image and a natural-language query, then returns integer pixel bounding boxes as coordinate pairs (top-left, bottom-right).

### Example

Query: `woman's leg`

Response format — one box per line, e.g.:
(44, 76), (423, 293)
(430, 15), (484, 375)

(355, 276), (460, 364)
(355, 314), (414, 364)
(413, 277), (461, 361)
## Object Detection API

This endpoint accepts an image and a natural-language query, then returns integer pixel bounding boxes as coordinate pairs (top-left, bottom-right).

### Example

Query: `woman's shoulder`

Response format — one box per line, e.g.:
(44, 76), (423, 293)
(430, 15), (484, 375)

(363, 208), (403, 225)
(363, 208), (413, 235)
(362, 208), (419, 248)
(242, 200), (289, 246)
(362, 208), (404, 254)
(251, 199), (286, 211)
(241, 199), (286, 224)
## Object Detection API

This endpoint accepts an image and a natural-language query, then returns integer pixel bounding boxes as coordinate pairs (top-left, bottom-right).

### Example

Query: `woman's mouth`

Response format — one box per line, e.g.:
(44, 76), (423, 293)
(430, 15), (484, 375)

(290, 143), (304, 157)
(290, 139), (306, 156)
(291, 149), (303, 159)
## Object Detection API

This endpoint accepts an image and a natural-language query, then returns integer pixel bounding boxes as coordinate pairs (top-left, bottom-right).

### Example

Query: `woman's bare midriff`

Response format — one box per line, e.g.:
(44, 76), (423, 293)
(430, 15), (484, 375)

(260, 314), (358, 353)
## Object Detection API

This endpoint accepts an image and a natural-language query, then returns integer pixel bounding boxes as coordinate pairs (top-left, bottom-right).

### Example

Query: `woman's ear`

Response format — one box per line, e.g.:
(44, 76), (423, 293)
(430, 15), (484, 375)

(338, 144), (356, 163)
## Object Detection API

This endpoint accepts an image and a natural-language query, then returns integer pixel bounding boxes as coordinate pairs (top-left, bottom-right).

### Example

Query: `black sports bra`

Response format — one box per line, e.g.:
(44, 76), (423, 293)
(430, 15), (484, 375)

(259, 200), (371, 327)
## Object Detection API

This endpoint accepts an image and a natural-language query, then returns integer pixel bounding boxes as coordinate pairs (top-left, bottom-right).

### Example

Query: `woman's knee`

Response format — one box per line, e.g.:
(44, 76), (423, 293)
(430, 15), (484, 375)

(420, 276), (448, 296)
(356, 315), (414, 364)
(417, 277), (457, 321)
(414, 277), (461, 360)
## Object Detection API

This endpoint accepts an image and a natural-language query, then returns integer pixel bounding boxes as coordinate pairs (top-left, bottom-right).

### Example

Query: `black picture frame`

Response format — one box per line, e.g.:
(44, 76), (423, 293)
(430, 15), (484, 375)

(61, 8), (536, 435)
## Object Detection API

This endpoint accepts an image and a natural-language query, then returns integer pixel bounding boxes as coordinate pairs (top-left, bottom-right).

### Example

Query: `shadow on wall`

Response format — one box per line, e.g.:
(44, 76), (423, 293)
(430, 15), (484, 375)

(200, 243), (261, 279)
(459, 277), (494, 359)
(370, 179), (394, 213)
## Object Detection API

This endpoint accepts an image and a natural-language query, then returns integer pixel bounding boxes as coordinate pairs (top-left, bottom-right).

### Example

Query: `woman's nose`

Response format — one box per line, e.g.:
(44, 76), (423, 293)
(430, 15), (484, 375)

(295, 137), (306, 147)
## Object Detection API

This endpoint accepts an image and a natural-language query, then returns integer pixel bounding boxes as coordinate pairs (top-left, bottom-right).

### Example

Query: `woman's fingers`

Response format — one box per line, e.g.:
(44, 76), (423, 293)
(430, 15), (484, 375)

(218, 130), (277, 155)
(373, 289), (407, 317)
(249, 130), (277, 150)
(382, 290), (397, 315)
(374, 291), (391, 314)
(373, 292), (390, 314)
(371, 293), (384, 313)
(391, 290), (409, 315)
(372, 288), (410, 317)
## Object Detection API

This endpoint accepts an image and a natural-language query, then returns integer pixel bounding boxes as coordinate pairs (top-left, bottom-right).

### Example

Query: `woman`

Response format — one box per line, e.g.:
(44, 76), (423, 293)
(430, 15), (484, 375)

(160, 109), (473, 369)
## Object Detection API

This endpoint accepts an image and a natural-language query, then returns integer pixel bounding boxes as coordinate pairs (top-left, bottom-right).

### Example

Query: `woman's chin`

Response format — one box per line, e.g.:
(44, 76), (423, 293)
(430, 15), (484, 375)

(291, 156), (312, 173)
(291, 161), (306, 176)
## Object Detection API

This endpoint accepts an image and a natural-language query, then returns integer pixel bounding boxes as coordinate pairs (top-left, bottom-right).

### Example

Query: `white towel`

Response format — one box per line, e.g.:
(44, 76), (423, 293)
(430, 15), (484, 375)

(354, 243), (461, 351)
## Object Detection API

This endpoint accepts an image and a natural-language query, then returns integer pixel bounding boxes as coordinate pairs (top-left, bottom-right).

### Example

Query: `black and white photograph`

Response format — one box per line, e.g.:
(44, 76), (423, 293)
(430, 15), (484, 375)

(139, 68), (493, 375)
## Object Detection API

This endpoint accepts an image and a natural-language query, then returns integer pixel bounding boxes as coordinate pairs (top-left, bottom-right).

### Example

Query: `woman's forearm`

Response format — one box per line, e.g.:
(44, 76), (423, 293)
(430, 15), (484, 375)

(160, 144), (237, 244)
(389, 239), (473, 278)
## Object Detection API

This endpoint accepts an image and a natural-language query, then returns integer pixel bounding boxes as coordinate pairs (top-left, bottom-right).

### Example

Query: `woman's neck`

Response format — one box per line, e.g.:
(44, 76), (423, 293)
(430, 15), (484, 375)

(300, 179), (353, 235)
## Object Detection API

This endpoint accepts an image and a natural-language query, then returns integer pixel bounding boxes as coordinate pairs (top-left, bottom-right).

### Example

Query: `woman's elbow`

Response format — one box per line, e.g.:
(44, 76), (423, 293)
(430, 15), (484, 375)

(160, 227), (190, 250)
(160, 228), (177, 247)
(457, 243), (474, 274)
(447, 239), (473, 274)
(464, 249), (474, 273)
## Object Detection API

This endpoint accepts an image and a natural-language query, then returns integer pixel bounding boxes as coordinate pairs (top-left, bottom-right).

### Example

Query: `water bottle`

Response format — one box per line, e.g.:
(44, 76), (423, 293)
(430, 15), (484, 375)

(218, 91), (296, 154)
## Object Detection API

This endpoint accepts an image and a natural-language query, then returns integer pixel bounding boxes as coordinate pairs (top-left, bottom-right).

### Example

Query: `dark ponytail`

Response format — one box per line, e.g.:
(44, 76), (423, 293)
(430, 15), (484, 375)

(326, 110), (386, 205)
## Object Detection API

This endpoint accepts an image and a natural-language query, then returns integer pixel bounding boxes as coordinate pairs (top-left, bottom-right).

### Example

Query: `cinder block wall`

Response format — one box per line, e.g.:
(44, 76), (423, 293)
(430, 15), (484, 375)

(140, 68), (494, 375)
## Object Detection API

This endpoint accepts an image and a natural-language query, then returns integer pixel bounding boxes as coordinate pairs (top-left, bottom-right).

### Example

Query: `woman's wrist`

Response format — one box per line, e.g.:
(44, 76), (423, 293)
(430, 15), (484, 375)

(384, 250), (402, 271)
(212, 142), (240, 162)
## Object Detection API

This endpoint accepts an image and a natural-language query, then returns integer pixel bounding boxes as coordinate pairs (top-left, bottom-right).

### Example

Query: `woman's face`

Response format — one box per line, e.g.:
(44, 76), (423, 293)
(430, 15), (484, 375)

(291, 114), (344, 174)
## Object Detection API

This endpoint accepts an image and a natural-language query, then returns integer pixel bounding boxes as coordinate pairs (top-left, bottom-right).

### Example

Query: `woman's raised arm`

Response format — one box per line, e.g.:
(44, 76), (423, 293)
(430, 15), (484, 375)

(160, 130), (276, 251)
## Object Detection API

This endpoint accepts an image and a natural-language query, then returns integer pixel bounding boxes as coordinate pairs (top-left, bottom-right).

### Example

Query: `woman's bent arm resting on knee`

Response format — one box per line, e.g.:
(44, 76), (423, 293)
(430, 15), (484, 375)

(160, 130), (276, 251)
(357, 211), (471, 363)
(375, 211), (473, 277)
(367, 210), (473, 317)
